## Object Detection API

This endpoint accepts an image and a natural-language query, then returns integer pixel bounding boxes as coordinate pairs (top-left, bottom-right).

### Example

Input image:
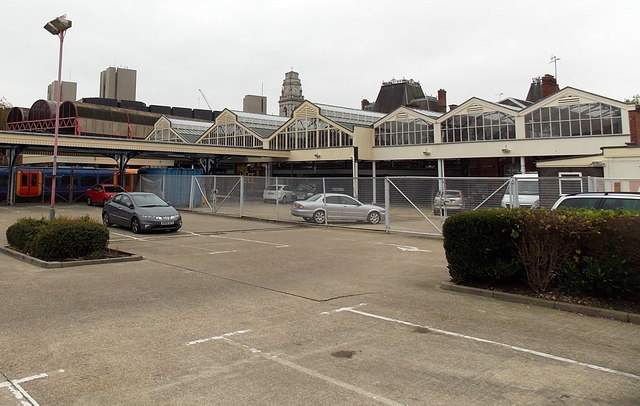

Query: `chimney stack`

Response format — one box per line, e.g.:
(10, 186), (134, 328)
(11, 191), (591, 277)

(437, 89), (447, 113)
(541, 74), (560, 98)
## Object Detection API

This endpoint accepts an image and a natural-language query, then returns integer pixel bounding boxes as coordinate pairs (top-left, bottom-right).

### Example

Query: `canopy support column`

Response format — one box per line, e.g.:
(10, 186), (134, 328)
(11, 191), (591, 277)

(4, 146), (24, 205)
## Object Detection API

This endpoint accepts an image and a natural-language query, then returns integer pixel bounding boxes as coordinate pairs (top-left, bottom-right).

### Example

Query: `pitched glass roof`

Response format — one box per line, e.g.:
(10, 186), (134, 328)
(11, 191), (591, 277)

(167, 117), (212, 143)
(315, 103), (386, 130)
(232, 110), (289, 139)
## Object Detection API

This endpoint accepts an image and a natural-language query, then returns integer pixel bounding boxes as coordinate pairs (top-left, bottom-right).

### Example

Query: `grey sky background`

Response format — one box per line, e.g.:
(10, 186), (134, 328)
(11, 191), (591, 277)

(2, 0), (639, 116)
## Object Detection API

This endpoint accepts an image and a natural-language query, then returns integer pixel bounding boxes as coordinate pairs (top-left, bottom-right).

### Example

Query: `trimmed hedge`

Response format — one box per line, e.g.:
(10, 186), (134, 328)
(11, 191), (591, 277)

(6, 216), (110, 261)
(443, 209), (523, 283)
(6, 217), (48, 253)
(444, 209), (640, 299)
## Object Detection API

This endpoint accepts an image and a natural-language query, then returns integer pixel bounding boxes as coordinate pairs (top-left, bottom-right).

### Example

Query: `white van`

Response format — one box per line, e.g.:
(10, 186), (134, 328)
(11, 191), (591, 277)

(501, 173), (540, 208)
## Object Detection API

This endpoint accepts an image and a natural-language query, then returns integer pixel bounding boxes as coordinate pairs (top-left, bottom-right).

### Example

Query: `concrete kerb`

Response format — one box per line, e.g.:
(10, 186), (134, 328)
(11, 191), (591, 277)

(440, 281), (639, 325)
(0, 246), (143, 269)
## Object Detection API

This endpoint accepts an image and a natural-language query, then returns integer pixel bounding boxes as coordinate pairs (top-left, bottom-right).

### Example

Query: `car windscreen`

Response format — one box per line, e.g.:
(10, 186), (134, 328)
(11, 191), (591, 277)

(132, 194), (169, 207)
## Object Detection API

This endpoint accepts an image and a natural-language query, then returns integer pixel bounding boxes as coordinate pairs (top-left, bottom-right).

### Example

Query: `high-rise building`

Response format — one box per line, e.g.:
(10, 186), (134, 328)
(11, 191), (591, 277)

(278, 71), (304, 117)
(243, 95), (267, 114)
(100, 67), (137, 101)
(47, 80), (77, 102)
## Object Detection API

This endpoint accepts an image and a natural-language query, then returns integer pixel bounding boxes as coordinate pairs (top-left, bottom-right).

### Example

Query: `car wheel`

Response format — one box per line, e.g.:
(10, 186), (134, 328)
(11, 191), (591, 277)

(281, 196), (288, 204)
(313, 210), (325, 224)
(367, 211), (381, 224)
(87, 197), (92, 206)
(131, 217), (141, 234)
(102, 212), (111, 226)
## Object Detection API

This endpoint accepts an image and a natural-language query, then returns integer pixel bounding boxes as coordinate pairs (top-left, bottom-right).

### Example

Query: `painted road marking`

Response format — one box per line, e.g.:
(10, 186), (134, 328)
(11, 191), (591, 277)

(187, 329), (406, 405)
(375, 242), (431, 252)
(208, 250), (238, 255)
(187, 329), (251, 346)
(323, 304), (640, 381)
(209, 235), (289, 248)
(0, 370), (63, 406)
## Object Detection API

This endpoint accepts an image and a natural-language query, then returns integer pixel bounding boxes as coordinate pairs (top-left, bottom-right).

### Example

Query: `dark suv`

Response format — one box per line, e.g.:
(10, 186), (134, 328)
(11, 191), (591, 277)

(551, 192), (640, 211)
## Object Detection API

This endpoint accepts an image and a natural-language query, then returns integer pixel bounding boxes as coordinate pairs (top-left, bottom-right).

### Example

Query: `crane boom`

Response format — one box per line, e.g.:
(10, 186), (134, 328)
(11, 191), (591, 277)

(198, 89), (212, 110)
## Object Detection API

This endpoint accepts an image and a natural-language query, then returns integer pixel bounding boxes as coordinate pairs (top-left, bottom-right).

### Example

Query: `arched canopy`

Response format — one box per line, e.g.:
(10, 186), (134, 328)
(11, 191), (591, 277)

(27, 99), (56, 121)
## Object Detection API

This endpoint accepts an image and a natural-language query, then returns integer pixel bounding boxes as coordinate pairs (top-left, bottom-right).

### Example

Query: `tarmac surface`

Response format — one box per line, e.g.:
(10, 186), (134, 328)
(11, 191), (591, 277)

(0, 204), (639, 405)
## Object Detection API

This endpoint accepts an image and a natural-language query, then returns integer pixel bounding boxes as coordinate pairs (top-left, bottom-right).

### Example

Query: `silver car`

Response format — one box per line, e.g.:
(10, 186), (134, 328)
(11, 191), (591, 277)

(433, 190), (466, 215)
(291, 193), (385, 224)
(102, 192), (182, 233)
(263, 184), (295, 204)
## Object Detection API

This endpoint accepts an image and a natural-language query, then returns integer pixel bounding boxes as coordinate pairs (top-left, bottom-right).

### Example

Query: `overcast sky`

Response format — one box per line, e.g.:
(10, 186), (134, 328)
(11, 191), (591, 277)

(2, 0), (639, 115)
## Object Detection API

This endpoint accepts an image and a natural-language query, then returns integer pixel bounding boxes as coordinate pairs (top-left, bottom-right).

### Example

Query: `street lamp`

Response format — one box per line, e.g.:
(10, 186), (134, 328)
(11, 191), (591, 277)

(44, 14), (72, 220)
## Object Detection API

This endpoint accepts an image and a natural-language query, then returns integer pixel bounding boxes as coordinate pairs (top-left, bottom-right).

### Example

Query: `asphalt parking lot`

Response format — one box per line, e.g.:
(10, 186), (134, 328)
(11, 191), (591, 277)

(0, 204), (639, 405)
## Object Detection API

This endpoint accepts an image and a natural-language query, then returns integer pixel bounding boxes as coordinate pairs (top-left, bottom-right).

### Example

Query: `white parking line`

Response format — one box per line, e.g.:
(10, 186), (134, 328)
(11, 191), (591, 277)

(187, 329), (250, 346)
(208, 250), (238, 255)
(323, 304), (640, 381)
(187, 329), (406, 405)
(0, 370), (62, 406)
(209, 235), (289, 248)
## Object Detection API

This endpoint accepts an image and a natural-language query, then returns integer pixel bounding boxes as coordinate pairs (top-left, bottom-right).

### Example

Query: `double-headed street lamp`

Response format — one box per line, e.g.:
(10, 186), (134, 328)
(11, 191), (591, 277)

(44, 14), (72, 220)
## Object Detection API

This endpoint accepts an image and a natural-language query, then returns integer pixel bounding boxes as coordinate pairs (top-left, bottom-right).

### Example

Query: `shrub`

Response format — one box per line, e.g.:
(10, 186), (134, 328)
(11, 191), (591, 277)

(6, 217), (48, 253)
(6, 216), (110, 261)
(443, 209), (523, 283)
(512, 209), (595, 293)
(560, 215), (640, 299)
(29, 217), (110, 261)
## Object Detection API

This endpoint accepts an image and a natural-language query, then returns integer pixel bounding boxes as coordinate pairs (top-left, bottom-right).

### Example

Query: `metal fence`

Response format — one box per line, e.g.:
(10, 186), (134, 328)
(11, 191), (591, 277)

(132, 174), (640, 236)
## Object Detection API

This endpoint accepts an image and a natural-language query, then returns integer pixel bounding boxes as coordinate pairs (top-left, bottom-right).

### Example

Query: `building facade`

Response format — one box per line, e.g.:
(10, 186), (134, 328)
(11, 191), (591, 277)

(47, 80), (77, 103)
(100, 67), (137, 101)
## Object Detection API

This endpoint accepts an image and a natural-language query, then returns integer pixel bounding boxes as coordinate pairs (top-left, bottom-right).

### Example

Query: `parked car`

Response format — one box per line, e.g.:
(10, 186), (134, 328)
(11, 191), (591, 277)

(501, 173), (540, 208)
(551, 192), (640, 211)
(291, 193), (385, 224)
(86, 184), (125, 206)
(433, 190), (466, 214)
(263, 184), (295, 203)
(294, 184), (317, 200)
(102, 192), (182, 233)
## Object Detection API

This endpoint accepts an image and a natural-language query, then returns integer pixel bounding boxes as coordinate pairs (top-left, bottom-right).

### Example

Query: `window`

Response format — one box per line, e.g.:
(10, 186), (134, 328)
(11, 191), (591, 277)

(374, 117), (434, 146)
(557, 197), (601, 209)
(558, 172), (583, 195)
(601, 198), (640, 211)
(271, 117), (350, 150)
(525, 102), (622, 138)
(441, 111), (515, 143)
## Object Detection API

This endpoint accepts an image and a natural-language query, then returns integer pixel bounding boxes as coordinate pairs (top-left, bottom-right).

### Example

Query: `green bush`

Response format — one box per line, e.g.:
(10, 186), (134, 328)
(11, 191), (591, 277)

(512, 209), (594, 293)
(6, 216), (110, 261)
(560, 215), (640, 299)
(6, 217), (48, 253)
(443, 209), (523, 283)
(444, 208), (639, 299)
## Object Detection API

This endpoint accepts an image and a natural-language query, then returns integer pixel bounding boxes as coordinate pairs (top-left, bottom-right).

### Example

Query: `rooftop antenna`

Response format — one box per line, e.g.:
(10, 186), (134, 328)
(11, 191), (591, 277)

(198, 89), (213, 111)
(549, 55), (560, 79)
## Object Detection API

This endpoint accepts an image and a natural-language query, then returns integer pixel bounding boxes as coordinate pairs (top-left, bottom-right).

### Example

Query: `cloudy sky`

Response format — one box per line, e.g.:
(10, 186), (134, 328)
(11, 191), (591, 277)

(2, 0), (639, 115)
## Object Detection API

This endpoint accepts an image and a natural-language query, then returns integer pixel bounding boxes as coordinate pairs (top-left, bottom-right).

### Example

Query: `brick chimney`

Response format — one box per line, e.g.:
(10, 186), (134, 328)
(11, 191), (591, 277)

(437, 89), (447, 113)
(541, 74), (560, 98)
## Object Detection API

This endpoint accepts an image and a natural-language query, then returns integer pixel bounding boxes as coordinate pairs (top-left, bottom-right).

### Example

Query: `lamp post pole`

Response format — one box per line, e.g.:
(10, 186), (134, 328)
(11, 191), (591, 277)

(44, 15), (72, 220)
